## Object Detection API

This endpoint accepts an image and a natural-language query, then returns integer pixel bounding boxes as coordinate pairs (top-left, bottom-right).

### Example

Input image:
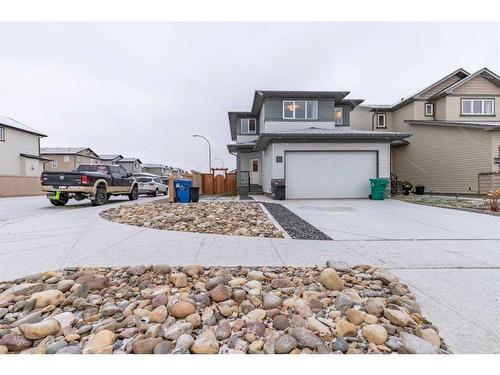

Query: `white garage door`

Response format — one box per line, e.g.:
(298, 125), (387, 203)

(285, 151), (377, 198)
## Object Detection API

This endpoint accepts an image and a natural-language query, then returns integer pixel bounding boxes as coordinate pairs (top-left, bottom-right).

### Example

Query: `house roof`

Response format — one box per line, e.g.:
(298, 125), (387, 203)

(405, 120), (500, 131)
(142, 163), (166, 168)
(0, 115), (47, 137)
(40, 147), (99, 158)
(120, 157), (143, 163)
(428, 67), (500, 99)
(369, 68), (470, 112)
(99, 154), (123, 161)
(20, 153), (52, 161)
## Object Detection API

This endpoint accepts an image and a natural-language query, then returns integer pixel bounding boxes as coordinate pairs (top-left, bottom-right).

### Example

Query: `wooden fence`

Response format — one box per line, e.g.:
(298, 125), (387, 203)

(200, 170), (237, 196)
(478, 172), (500, 194)
(0, 175), (44, 197)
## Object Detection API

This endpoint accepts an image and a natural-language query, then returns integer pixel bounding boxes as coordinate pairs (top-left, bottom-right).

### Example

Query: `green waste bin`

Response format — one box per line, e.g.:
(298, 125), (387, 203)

(369, 178), (389, 200)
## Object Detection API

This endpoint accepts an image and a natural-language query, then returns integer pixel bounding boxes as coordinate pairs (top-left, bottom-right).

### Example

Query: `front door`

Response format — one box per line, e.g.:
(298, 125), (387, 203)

(249, 159), (260, 185)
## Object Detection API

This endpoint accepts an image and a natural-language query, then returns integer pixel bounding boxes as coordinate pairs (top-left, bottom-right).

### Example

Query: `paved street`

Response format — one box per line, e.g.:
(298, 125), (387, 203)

(1, 195), (499, 353)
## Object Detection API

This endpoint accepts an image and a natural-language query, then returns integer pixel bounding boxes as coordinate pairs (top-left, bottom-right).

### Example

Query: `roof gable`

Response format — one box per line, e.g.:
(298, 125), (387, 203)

(430, 68), (500, 99)
(0, 115), (47, 137)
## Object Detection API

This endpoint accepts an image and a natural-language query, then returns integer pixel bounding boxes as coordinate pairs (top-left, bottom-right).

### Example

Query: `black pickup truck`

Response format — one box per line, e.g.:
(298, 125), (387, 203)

(40, 164), (139, 206)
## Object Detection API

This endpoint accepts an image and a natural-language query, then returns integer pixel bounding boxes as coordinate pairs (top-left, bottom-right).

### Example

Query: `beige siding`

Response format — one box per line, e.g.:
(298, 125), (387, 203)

(413, 100), (431, 120)
(453, 75), (500, 95)
(434, 97), (447, 120)
(0, 175), (43, 197)
(393, 125), (495, 194)
(350, 106), (372, 131)
(444, 95), (500, 121)
(0, 127), (42, 176)
(44, 154), (77, 171)
(419, 75), (463, 99)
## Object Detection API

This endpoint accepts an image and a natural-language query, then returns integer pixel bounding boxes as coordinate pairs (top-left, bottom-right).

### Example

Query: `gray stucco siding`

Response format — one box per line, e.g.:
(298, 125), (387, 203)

(264, 98), (336, 122)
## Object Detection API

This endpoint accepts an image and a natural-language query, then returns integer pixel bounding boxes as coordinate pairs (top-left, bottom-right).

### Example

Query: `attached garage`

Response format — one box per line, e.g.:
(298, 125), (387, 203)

(285, 151), (378, 198)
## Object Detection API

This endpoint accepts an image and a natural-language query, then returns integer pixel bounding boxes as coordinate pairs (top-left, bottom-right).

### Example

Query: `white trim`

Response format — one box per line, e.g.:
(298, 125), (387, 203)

(461, 98), (495, 115)
(425, 103), (434, 116)
(376, 113), (386, 128)
(282, 100), (318, 120)
(0, 126), (5, 141)
(334, 107), (343, 125)
(51, 160), (57, 169)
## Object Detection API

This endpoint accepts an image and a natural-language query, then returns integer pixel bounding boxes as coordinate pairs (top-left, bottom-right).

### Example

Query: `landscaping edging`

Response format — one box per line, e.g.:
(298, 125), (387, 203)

(0, 263), (448, 354)
(261, 202), (332, 240)
(392, 196), (500, 217)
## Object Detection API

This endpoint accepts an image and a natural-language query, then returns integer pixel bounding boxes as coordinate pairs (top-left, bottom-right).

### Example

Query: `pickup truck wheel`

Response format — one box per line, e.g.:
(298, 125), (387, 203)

(91, 186), (107, 206)
(128, 185), (139, 201)
(49, 199), (67, 206)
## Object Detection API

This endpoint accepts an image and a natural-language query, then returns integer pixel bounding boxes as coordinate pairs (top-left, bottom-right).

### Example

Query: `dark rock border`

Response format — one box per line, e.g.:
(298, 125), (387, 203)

(261, 202), (332, 241)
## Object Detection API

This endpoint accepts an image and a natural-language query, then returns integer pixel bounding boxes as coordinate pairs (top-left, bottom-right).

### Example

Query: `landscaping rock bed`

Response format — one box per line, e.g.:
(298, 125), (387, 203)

(0, 263), (448, 354)
(101, 201), (284, 238)
(261, 203), (331, 240)
(395, 195), (499, 216)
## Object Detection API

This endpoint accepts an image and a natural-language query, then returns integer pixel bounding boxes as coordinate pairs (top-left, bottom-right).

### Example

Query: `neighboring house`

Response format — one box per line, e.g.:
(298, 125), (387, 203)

(142, 163), (169, 176)
(41, 147), (100, 171)
(357, 67), (500, 194)
(117, 157), (143, 173)
(99, 154), (123, 165)
(0, 115), (49, 196)
(227, 91), (409, 198)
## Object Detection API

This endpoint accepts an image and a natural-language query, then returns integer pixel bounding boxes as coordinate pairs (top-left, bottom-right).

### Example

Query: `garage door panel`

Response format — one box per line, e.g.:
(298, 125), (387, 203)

(285, 151), (377, 199)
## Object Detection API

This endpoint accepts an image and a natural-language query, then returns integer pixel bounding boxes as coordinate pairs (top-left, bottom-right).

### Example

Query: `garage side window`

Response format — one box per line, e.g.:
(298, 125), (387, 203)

(376, 113), (386, 128)
(0, 127), (5, 141)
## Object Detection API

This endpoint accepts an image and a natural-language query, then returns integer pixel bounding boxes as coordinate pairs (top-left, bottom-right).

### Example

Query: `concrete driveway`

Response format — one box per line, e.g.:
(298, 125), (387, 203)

(0, 195), (499, 353)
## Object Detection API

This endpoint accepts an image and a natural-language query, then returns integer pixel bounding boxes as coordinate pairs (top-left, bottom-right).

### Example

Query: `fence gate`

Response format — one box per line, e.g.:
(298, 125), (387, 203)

(201, 168), (237, 196)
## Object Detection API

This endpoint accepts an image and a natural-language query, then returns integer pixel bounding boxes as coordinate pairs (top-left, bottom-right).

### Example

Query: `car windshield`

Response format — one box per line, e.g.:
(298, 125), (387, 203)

(77, 165), (109, 174)
(137, 177), (152, 182)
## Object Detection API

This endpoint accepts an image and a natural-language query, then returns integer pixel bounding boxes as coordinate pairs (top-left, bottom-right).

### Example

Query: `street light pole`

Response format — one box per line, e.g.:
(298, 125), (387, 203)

(193, 134), (212, 172)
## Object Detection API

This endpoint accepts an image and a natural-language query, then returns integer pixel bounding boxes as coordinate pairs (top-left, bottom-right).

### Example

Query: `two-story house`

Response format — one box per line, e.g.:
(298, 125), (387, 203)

(141, 163), (169, 176)
(227, 91), (410, 198)
(99, 154), (124, 165)
(41, 147), (100, 171)
(0, 115), (49, 196)
(117, 157), (143, 174)
(361, 67), (500, 194)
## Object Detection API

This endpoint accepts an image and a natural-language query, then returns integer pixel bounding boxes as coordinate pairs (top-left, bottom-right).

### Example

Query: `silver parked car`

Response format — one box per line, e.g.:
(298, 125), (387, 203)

(134, 173), (168, 196)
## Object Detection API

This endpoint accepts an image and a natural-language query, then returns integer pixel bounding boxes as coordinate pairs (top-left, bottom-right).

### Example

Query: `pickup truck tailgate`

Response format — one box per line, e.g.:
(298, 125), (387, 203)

(41, 172), (83, 186)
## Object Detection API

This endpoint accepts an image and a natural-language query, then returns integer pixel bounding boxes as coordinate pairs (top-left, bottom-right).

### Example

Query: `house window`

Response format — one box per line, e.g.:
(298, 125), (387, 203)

(241, 119), (257, 134)
(425, 103), (434, 116)
(64, 155), (69, 162)
(283, 101), (318, 119)
(334, 107), (343, 125)
(0, 127), (5, 141)
(276, 155), (283, 163)
(377, 113), (386, 128)
(51, 160), (57, 169)
(76, 156), (81, 163)
(252, 160), (259, 172)
(461, 99), (495, 115)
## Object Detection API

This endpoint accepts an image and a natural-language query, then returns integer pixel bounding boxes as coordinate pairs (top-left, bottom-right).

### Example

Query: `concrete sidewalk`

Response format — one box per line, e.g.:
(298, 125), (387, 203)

(1, 196), (499, 353)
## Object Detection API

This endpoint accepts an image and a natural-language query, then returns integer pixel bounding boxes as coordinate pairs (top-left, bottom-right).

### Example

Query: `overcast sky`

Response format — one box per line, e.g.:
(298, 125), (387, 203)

(1, 22), (499, 171)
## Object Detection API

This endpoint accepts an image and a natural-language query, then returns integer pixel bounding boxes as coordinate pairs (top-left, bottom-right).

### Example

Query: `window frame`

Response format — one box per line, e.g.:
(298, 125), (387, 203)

(334, 107), (343, 125)
(0, 126), (5, 141)
(461, 98), (495, 116)
(282, 100), (318, 120)
(376, 113), (387, 128)
(425, 103), (434, 116)
(240, 118), (257, 134)
(51, 160), (57, 169)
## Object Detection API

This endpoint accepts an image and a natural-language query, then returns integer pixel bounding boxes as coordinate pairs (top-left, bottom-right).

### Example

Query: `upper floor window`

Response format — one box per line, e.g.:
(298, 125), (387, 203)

(241, 118), (257, 134)
(51, 160), (57, 169)
(0, 127), (5, 141)
(283, 100), (318, 120)
(376, 113), (386, 128)
(64, 155), (70, 162)
(425, 103), (434, 116)
(334, 107), (343, 125)
(461, 99), (495, 115)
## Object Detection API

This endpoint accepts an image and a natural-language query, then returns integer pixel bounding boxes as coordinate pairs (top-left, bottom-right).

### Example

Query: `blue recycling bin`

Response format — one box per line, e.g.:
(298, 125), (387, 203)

(174, 179), (192, 203)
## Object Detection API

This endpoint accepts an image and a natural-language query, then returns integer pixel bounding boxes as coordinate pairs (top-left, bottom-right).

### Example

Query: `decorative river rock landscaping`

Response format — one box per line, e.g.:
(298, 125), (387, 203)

(0, 263), (448, 354)
(100, 201), (284, 238)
